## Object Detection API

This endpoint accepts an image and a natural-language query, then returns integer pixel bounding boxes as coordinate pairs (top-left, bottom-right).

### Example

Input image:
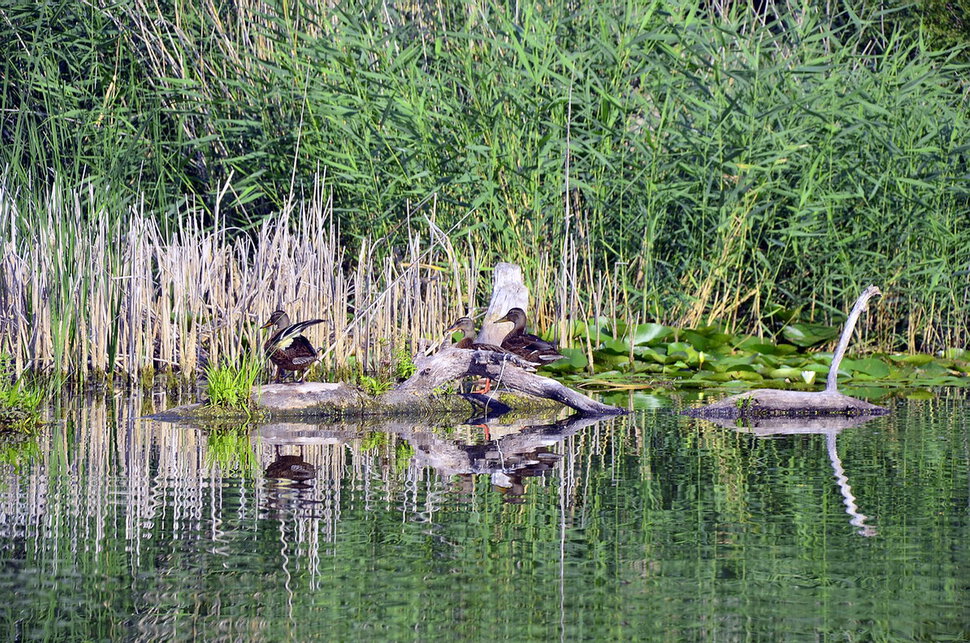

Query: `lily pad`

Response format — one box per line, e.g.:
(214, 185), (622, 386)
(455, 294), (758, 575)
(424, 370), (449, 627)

(598, 338), (631, 356)
(629, 323), (674, 345)
(840, 357), (891, 378)
(632, 346), (667, 364)
(889, 353), (935, 366)
(541, 348), (588, 373)
(781, 322), (839, 348)
(746, 343), (798, 356)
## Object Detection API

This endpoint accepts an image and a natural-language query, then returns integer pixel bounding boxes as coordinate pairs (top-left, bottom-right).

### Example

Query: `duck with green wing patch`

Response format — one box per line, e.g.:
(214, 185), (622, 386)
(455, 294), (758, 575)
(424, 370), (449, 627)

(260, 309), (325, 383)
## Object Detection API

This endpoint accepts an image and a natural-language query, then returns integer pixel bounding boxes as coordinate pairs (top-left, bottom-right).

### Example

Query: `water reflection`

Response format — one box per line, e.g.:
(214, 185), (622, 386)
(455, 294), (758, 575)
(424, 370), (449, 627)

(257, 413), (600, 509)
(2, 392), (968, 640)
(709, 415), (879, 536)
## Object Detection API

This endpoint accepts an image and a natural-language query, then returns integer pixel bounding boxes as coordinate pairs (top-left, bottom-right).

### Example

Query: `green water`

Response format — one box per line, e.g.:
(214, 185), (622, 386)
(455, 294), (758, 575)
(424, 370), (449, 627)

(1, 392), (967, 641)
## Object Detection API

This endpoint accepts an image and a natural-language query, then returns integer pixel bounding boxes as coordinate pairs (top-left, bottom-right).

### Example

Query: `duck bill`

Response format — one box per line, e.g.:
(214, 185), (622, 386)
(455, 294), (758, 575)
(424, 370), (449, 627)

(495, 313), (512, 324)
(260, 320), (274, 329)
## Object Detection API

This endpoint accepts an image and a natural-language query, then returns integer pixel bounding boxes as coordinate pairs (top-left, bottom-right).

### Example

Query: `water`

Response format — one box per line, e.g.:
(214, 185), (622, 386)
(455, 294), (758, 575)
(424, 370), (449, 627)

(1, 392), (968, 640)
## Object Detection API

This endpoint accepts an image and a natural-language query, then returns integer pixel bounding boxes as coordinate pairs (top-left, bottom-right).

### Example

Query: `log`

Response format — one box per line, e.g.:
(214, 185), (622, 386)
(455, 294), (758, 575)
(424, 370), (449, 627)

(684, 285), (889, 420)
(383, 347), (626, 416)
(154, 262), (623, 420)
(682, 388), (889, 419)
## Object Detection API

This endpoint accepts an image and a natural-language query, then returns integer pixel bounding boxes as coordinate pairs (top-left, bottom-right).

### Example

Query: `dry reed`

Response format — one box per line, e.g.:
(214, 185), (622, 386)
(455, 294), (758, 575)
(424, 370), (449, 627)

(0, 179), (619, 382)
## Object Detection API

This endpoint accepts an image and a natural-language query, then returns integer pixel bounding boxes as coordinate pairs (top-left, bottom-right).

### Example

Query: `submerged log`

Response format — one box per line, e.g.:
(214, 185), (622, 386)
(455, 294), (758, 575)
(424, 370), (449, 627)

(684, 285), (889, 419)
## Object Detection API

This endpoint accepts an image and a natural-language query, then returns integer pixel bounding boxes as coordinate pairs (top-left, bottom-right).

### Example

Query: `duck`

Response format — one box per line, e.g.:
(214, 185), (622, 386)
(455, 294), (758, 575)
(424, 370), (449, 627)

(495, 307), (564, 366)
(260, 309), (325, 383)
(445, 316), (507, 394)
(445, 317), (506, 352)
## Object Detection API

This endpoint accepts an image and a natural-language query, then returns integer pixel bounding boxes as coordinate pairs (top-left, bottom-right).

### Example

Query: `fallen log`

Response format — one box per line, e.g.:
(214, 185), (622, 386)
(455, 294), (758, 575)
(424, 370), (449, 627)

(684, 285), (889, 419)
(383, 346), (626, 416)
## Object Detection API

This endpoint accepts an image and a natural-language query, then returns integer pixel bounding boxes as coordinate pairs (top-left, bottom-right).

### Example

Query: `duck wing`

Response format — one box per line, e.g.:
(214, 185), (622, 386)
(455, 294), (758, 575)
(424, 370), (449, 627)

(281, 335), (319, 366)
(265, 319), (325, 354)
(502, 332), (564, 364)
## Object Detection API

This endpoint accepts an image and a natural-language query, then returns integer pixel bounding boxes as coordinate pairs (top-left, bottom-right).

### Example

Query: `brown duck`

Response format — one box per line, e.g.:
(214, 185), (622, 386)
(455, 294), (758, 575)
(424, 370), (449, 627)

(445, 317), (506, 352)
(495, 307), (564, 366)
(445, 316), (507, 394)
(261, 309), (325, 383)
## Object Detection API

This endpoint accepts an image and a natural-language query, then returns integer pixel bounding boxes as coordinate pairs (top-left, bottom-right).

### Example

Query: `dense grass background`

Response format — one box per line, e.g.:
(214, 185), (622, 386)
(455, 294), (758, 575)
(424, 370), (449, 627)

(2, 0), (968, 375)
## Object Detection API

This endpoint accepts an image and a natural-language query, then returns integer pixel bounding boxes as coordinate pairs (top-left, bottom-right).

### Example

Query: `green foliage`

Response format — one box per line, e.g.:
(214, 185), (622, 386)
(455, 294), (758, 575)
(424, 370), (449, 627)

(393, 345), (416, 380)
(359, 374), (392, 396)
(895, 0), (970, 57)
(0, 356), (43, 433)
(2, 0), (969, 349)
(204, 357), (263, 412)
(564, 319), (970, 392)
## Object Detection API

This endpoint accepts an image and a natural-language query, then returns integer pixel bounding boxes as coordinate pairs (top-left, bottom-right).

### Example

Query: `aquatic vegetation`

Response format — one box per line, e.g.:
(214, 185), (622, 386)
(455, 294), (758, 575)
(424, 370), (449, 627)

(550, 319), (970, 393)
(392, 345), (416, 380)
(358, 374), (392, 397)
(204, 357), (263, 413)
(0, 357), (43, 433)
(1, 0), (968, 381)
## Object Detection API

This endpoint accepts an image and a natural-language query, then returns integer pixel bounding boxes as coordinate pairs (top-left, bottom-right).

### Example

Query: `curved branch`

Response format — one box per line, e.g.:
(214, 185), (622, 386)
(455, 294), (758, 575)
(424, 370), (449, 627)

(825, 285), (881, 392)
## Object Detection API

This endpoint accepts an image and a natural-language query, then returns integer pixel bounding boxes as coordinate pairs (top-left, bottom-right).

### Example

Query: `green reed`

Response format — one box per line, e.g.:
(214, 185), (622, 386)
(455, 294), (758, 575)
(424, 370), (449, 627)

(204, 356), (265, 412)
(1, 0), (968, 367)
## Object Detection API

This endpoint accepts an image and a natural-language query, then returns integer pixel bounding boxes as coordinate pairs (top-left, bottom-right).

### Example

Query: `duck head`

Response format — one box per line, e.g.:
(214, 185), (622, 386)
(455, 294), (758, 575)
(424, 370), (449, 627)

(261, 309), (290, 330)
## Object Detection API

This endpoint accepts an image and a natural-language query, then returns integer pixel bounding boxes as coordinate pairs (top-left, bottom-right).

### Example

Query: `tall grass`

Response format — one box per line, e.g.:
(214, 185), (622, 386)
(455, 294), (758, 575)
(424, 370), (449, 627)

(1, 0), (968, 364)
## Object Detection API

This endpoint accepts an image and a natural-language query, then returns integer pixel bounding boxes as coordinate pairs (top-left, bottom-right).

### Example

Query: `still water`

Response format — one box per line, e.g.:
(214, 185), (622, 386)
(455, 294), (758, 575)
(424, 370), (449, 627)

(1, 391), (967, 640)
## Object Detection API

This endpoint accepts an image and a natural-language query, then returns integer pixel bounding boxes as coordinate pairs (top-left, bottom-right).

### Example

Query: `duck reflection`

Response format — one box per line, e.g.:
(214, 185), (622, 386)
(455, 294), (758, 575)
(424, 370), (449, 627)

(707, 414), (880, 537)
(491, 449), (561, 504)
(257, 413), (606, 507)
(265, 446), (317, 486)
(262, 445), (319, 521)
(408, 414), (586, 504)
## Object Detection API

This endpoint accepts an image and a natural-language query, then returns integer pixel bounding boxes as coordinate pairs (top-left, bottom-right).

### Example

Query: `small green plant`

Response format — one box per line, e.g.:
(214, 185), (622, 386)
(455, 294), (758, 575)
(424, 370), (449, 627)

(204, 356), (263, 412)
(359, 374), (392, 396)
(0, 356), (44, 433)
(393, 344), (416, 380)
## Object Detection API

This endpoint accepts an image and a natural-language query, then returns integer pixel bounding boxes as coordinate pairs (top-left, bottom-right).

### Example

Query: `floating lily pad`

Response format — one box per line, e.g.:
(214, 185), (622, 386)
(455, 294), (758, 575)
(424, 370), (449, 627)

(541, 348), (588, 373)
(629, 323), (674, 345)
(890, 353), (935, 366)
(632, 346), (667, 364)
(746, 343), (798, 356)
(840, 357), (891, 378)
(682, 329), (730, 352)
(764, 367), (806, 380)
(781, 322), (840, 348)
(598, 338), (631, 356)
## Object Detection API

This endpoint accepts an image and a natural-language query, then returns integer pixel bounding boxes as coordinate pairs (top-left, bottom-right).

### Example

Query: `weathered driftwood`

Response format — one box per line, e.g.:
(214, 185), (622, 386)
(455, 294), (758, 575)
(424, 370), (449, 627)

(383, 347), (626, 415)
(476, 262), (530, 346)
(685, 285), (889, 419)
